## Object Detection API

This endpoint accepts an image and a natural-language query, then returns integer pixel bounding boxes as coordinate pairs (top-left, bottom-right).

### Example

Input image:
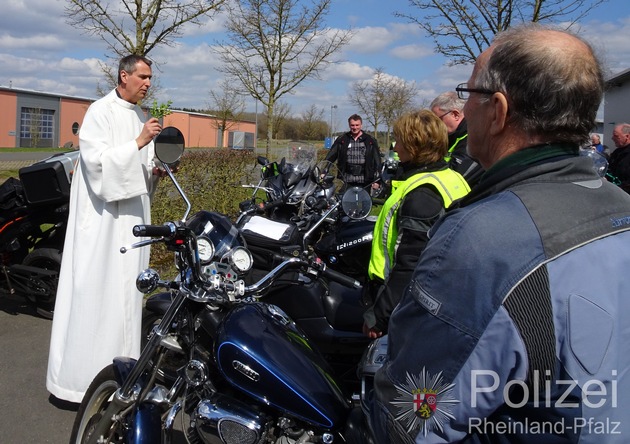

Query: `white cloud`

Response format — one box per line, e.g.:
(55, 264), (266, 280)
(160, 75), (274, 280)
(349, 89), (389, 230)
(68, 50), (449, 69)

(580, 16), (630, 76)
(390, 43), (434, 60)
(347, 26), (397, 54)
(0, 0), (627, 115)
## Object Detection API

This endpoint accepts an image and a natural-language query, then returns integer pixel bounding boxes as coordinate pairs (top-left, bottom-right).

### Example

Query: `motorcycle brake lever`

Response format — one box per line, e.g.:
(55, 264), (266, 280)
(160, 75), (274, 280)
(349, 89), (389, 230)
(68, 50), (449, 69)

(120, 237), (163, 254)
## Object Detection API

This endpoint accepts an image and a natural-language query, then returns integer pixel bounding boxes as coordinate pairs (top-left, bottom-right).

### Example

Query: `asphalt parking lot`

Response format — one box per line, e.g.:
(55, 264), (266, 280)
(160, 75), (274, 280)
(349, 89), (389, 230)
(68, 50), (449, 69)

(1, 151), (77, 442)
(0, 292), (77, 443)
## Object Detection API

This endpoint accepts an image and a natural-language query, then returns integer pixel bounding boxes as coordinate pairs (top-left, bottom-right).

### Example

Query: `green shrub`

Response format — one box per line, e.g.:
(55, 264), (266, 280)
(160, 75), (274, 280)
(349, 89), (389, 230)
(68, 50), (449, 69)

(149, 148), (260, 275)
(149, 147), (332, 276)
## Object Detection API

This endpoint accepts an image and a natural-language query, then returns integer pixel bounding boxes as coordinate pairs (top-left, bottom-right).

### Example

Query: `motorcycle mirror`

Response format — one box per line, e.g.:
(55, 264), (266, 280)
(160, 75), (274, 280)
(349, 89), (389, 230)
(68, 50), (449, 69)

(257, 155), (269, 166)
(136, 268), (160, 294)
(155, 126), (185, 165)
(341, 186), (372, 220)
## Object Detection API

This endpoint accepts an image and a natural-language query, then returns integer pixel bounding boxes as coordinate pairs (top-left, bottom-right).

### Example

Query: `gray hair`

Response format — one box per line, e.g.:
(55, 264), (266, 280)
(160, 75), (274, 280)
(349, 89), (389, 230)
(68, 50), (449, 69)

(117, 55), (153, 84)
(618, 123), (630, 135)
(430, 91), (466, 113)
(475, 23), (603, 145)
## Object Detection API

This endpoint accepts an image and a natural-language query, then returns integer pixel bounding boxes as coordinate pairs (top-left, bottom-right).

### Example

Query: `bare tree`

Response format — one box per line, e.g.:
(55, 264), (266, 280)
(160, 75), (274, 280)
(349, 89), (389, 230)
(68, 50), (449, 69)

(266, 102), (292, 140)
(395, 0), (607, 65)
(66, 0), (227, 56)
(349, 68), (388, 141)
(380, 78), (418, 148)
(209, 79), (246, 148)
(213, 0), (352, 157)
(349, 68), (418, 146)
(66, 0), (227, 96)
(300, 105), (326, 141)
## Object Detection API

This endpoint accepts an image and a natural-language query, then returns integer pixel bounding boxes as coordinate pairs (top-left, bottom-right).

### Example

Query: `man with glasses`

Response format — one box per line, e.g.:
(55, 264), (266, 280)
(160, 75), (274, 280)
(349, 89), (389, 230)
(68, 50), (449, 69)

(365, 23), (630, 443)
(430, 91), (483, 186)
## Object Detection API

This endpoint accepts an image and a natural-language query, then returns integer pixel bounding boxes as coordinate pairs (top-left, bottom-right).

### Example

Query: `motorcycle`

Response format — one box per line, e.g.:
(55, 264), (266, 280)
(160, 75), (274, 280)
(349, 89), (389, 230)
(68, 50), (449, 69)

(0, 151), (79, 318)
(236, 148), (374, 279)
(238, 142), (326, 222)
(71, 127), (376, 444)
(145, 148), (375, 390)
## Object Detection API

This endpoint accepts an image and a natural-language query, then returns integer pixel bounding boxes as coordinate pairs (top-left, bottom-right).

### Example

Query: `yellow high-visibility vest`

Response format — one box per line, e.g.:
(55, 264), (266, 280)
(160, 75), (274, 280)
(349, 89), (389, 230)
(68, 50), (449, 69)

(368, 169), (470, 281)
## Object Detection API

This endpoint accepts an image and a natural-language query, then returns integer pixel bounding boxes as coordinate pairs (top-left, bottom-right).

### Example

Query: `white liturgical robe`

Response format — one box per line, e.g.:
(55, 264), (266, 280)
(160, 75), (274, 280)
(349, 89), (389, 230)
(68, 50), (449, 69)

(46, 90), (157, 402)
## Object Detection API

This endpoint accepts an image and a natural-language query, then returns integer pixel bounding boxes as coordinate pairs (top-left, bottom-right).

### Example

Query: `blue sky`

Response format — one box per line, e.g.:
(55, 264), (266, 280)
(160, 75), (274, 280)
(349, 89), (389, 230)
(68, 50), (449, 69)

(0, 0), (628, 132)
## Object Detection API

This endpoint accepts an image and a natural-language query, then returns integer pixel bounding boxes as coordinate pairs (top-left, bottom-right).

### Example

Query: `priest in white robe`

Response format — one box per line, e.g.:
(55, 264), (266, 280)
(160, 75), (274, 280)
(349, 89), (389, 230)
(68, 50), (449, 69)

(47, 55), (163, 403)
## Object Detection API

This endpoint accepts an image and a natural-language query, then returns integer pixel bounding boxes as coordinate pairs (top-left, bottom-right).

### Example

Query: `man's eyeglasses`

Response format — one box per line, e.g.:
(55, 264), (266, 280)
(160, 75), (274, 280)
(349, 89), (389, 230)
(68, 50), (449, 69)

(437, 110), (453, 119)
(455, 82), (496, 100)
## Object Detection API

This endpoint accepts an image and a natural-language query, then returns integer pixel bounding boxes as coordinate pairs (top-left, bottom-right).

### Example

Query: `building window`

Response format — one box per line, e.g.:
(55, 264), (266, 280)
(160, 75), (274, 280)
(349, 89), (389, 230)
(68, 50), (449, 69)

(72, 122), (80, 135)
(20, 107), (55, 147)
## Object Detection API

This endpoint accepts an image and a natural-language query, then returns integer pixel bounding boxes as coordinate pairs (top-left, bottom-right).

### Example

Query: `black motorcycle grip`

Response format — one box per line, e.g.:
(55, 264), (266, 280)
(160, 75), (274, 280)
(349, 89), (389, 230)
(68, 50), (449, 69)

(263, 199), (284, 211)
(133, 224), (174, 237)
(321, 266), (362, 289)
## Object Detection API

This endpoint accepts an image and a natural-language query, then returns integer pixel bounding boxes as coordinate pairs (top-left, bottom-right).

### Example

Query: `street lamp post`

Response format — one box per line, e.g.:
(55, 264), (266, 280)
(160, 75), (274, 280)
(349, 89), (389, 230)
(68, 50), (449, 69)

(330, 105), (337, 140)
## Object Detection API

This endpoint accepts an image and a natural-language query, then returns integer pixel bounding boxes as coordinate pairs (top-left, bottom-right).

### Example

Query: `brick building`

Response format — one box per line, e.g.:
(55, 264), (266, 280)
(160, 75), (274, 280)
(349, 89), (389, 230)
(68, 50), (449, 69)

(0, 86), (256, 149)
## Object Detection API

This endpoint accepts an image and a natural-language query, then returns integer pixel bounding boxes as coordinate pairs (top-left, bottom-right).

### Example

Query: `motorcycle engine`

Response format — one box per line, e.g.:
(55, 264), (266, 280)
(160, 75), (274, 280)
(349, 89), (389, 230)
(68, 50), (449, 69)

(192, 393), (332, 444)
(193, 393), (266, 444)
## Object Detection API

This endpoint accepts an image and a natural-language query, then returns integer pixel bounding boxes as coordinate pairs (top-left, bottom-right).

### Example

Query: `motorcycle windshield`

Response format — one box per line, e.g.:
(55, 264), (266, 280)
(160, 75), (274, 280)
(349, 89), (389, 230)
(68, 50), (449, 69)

(185, 211), (243, 259)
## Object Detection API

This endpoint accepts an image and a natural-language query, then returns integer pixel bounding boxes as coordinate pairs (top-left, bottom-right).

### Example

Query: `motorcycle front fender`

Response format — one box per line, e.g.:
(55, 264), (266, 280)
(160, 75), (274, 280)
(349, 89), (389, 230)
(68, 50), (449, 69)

(112, 356), (138, 385)
(111, 357), (163, 444)
(126, 402), (163, 444)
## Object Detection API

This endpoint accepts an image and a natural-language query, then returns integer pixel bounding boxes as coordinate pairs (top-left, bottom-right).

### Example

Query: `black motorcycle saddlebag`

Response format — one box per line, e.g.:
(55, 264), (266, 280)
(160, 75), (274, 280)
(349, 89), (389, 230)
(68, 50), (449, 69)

(240, 215), (302, 270)
(19, 151), (79, 206)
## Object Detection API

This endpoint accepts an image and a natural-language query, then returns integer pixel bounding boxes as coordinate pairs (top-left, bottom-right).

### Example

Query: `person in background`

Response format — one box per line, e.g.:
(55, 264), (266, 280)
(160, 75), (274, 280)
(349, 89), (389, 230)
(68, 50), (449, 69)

(607, 123), (630, 192)
(47, 54), (163, 403)
(325, 114), (381, 190)
(362, 110), (469, 339)
(430, 91), (484, 186)
(590, 133), (604, 153)
(368, 24), (630, 442)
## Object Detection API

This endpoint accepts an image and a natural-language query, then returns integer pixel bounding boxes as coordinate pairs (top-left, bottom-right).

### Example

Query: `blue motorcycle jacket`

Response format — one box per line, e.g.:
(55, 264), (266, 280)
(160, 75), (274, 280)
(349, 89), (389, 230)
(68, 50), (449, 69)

(369, 145), (630, 443)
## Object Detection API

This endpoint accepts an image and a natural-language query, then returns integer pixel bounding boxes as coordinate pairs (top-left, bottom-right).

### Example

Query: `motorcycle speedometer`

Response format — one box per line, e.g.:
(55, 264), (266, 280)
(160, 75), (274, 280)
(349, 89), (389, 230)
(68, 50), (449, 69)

(229, 246), (253, 272)
(197, 236), (215, 264)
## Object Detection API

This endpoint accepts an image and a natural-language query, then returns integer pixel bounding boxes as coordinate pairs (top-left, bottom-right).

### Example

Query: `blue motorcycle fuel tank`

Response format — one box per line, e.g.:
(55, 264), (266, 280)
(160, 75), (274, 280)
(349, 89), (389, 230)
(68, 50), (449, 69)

(215, 303), (350, 428)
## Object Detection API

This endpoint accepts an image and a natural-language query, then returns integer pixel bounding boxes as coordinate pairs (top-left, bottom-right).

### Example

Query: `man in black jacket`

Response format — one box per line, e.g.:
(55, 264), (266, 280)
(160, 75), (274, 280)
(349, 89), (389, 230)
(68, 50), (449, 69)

(325, 114), (381, 189)
(608, 123), (630, 192)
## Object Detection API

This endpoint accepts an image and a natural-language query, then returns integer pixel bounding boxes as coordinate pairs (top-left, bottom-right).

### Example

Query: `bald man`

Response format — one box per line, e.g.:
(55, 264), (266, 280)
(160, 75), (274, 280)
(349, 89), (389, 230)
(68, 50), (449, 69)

(366, 24), (630, 443)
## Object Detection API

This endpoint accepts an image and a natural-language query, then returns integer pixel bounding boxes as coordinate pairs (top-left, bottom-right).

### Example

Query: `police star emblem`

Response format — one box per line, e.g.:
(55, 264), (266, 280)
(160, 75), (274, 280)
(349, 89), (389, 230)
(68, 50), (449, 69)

(391, 367), (459, 436)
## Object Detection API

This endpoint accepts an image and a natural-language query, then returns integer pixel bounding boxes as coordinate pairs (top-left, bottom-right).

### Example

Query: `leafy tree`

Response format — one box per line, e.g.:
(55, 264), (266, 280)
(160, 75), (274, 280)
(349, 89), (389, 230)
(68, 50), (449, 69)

(395, 0), (607, 65)
(213, 0), (352, 157)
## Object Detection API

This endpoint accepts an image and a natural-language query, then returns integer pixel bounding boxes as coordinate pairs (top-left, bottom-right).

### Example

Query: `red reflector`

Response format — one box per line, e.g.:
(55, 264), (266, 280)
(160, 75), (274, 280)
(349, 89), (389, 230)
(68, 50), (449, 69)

(175, 239), (184, 245)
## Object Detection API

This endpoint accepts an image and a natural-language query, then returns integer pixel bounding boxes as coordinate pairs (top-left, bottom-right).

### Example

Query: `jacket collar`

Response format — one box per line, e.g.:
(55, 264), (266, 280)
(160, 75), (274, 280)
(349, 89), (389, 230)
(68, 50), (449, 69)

(459, 143), (590, 206)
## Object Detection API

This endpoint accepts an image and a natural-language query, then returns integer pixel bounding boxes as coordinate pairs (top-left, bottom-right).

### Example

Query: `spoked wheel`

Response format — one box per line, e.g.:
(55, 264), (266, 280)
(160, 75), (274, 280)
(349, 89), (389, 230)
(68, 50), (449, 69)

(21, 247), (62, 319)
(70, 364), (125, 444)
